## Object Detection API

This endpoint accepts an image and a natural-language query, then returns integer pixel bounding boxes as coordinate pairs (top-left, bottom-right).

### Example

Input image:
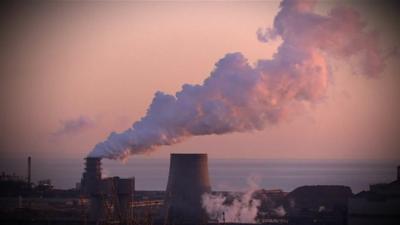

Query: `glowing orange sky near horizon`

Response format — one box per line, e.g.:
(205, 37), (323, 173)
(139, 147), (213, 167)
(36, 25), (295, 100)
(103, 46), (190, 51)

(1, 1), (399, 160)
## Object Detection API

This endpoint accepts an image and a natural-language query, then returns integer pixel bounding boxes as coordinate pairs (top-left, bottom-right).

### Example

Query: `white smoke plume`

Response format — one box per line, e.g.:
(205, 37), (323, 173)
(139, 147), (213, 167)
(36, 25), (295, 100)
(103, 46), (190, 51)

(89, 0), (385, 159)
(201, 177), (261, 223)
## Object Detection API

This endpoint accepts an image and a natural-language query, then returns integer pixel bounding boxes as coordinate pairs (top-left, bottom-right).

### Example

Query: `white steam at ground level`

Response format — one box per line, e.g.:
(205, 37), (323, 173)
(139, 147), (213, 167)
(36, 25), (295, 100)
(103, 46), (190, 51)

(89, 0), (387, 160)
(202, 177), (261, 223)
(201, 177), (288, 223)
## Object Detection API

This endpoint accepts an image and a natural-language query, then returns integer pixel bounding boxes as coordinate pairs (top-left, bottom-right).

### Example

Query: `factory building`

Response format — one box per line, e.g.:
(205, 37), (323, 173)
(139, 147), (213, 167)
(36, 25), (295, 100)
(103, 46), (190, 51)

(81, 157), (135, 223)
(3, 155), (397, 225)
(348, 166), (400, 225)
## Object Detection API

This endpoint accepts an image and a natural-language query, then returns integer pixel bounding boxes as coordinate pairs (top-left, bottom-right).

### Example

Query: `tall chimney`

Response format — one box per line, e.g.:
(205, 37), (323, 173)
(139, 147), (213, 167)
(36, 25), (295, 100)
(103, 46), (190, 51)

(27, 156), (31, 188)
(82, 157), (105, 221)
(165, 153), (211, 224)
(82, 157), (101, 194)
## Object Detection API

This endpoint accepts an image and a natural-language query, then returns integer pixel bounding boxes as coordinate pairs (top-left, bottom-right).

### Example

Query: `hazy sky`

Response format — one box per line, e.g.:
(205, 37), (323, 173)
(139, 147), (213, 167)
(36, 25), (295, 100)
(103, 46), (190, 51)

(1, 1), (399, 160)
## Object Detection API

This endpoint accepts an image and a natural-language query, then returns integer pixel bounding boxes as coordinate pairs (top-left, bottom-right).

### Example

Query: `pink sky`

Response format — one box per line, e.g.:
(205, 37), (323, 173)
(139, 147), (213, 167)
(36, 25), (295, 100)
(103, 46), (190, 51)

(1, 1), (399, 160)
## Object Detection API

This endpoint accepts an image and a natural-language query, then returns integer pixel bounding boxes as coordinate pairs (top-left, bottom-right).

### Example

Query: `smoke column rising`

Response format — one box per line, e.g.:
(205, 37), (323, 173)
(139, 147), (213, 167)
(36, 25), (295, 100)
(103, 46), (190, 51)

(89, 0), (385, 159)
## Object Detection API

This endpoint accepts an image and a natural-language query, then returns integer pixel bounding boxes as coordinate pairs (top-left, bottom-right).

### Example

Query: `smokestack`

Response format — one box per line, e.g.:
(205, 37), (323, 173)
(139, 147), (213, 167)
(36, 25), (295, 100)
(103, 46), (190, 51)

(82, 157), (105, 221)
(116, 178), (135, 222)
(27, 156), (31, 188)
(165, 153), (211, 224)
(82, 157), (102, 194)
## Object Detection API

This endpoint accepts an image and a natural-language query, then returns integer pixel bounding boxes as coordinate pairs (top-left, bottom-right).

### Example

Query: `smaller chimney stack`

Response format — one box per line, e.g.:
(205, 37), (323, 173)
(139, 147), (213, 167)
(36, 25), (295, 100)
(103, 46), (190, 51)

(27, 156), (31, 188)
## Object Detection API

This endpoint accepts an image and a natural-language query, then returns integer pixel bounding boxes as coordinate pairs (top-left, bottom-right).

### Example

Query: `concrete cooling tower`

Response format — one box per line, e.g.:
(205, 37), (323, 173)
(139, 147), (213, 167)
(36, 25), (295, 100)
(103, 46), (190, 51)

(165, 153), (211, 224)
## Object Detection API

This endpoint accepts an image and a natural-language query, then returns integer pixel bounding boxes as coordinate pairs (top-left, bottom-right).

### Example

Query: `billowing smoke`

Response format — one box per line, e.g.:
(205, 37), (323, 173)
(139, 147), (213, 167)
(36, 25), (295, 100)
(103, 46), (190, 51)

(89, 0), (385, 159)
(202, 177), (261, 223)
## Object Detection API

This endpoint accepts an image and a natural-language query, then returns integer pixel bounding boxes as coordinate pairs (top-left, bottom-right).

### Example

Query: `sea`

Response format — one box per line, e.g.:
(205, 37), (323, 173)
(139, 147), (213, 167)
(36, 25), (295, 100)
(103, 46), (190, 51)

(0, 157), (398, 194)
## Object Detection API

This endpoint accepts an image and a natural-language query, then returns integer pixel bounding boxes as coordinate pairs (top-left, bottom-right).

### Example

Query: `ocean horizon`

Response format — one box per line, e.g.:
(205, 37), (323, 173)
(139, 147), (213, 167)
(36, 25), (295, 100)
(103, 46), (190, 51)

(1, 157), (398, 194)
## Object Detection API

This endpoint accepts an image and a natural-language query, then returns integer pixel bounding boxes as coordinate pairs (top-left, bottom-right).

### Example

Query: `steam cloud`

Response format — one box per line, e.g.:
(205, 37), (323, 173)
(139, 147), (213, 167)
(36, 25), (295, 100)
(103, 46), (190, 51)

(202, 177), (261, 223)
(202, 177), (287, 222)
(89, 0), (385, 159)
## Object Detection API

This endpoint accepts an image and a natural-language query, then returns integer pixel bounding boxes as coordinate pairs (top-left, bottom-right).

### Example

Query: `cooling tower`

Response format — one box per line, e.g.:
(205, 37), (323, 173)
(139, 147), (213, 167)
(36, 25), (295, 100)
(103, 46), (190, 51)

(165, 153), (211, 224)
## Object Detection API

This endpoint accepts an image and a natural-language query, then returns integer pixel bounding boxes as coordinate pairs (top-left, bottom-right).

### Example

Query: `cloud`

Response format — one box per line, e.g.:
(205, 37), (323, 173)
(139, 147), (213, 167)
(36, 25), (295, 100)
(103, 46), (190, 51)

(52, 116), (94, 137)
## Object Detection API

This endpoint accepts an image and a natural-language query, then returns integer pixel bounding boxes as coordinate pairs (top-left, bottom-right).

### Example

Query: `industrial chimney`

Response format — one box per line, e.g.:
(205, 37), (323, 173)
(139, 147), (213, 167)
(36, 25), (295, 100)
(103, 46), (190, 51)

(165, 153), (211, 224)
(27, 156), (31, 188)
(82, 157), (105, 221)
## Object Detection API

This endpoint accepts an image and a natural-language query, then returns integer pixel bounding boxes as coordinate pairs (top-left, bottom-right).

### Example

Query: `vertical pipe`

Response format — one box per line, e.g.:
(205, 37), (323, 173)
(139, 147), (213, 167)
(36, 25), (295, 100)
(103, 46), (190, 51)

(27, 156), (31, 188)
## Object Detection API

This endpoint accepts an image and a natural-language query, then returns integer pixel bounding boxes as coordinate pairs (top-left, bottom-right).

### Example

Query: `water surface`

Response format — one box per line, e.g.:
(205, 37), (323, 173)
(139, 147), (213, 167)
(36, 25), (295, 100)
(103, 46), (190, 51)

(0, 157), (397, 193)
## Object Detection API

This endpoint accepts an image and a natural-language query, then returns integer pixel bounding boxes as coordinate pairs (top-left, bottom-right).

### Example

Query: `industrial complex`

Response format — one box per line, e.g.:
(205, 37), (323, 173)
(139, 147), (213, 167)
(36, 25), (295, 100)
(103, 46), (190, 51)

(1, 154), (399, 225)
